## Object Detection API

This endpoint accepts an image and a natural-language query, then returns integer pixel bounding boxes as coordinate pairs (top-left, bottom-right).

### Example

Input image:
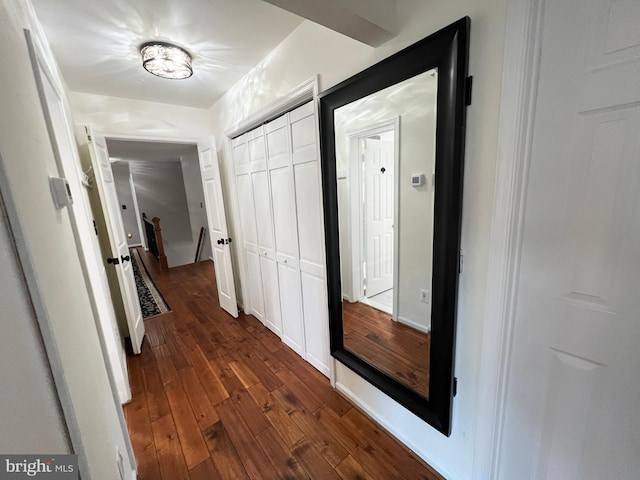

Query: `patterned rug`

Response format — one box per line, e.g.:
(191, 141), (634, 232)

(130, 249), (170, 318)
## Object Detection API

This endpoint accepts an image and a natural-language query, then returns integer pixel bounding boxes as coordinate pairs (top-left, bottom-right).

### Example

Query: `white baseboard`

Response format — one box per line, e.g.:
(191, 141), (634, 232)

(396, 315), (430, 334)
(334, 378), (451, 480)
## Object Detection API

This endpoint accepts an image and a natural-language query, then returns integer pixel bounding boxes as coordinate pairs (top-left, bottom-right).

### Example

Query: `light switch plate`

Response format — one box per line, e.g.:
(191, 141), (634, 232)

(49, 176), (73, 209)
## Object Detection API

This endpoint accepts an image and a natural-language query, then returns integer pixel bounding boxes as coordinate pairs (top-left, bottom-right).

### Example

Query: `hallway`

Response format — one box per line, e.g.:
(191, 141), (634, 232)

(124, 251), (442, 479)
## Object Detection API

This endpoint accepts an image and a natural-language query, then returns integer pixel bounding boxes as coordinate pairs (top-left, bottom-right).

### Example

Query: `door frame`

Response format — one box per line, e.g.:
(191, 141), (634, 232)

(344, 118), (400, 317)
(472, 0), (544, 477)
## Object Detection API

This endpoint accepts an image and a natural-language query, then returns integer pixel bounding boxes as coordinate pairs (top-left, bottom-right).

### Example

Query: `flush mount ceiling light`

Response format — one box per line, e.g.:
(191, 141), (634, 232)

(140, 41), (192, 80)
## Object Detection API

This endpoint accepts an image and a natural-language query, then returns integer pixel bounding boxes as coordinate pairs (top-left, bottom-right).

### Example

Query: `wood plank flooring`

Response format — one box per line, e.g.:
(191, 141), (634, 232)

(343, 301), (430, 398)
(124, 249), (442, 480)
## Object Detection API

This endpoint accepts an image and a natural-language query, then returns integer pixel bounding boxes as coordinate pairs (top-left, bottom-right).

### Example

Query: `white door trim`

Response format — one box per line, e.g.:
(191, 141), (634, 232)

(345, 118), (400, 315)
(225, 76), (319, 139)
(472, 0), (544, 478)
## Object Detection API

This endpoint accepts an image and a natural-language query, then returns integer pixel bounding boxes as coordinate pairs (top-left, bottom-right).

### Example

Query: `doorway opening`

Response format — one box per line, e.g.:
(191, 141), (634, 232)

(342, 118), (399, 318)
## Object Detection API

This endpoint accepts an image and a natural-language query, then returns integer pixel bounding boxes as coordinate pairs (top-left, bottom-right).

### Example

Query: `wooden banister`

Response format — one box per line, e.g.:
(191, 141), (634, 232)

(143, 212), (168, 271)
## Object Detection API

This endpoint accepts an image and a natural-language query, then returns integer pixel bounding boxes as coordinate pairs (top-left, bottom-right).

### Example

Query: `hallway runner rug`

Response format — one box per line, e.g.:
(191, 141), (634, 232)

(130, 248), (170, 318)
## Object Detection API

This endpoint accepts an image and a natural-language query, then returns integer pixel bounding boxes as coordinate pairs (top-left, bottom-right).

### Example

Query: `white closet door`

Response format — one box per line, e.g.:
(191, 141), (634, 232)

(233, 133), (265, 323)
(291, 101), (330, 376)
(250, 128), (282, 336)
(267, 115), (305, 355)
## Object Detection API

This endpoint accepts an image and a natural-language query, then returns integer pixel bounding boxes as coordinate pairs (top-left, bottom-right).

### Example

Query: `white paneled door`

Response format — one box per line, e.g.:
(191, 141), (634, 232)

(291, 101), (330, 376)
(499, 0), (640, 478)
(88, 131), (145, 354)
(266, 114), (305, 355)
(198, 137), (238, 318)
(364, 138), (394, 297)
(231, 100), (330, 377)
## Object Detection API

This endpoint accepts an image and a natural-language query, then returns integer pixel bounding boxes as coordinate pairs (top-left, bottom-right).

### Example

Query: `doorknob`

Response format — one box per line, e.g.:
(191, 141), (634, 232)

(121, 255), (130, 263)
(106, 257), (120, 265)
(217, 239), (224, 245)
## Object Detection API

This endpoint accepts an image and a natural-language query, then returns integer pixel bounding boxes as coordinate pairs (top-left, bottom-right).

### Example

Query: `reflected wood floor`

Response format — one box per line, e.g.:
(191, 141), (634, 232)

(124, 248), (442, 480)
(343, 301), (430, 398)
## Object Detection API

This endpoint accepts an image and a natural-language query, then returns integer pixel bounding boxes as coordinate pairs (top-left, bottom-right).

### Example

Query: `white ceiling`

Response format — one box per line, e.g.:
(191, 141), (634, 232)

(30, 0), (304, 109)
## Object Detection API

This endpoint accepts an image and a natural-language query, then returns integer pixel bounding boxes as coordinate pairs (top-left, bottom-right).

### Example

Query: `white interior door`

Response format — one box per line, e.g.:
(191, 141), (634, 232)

(88, 130), (145, 354)
(266, 114), (305, 354)
(37, 61), (130, 401)
(197, 136), (239, 318)
(499, 0), (640, 478)
(233, 133), (265, 322)
(364, 137), (394, 297)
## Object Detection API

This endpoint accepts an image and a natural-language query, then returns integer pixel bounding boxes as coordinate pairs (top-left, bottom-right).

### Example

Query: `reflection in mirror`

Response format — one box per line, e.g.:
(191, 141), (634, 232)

(335, 70), (438, 399)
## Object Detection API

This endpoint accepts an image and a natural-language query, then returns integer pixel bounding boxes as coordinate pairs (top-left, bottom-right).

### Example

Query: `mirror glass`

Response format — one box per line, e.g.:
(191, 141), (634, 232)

(335, 69), (438, 399)
(319, 17), (469, 435)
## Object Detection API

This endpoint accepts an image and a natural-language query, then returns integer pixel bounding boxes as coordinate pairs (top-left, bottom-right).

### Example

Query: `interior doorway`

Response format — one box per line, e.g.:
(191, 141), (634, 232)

(344, 119), (399, 317)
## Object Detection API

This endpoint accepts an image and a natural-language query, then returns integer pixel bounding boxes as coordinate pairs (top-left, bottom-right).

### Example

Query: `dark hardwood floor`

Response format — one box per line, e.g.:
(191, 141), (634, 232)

(124, 248), (442, 480)
(342, 301), (430, 398)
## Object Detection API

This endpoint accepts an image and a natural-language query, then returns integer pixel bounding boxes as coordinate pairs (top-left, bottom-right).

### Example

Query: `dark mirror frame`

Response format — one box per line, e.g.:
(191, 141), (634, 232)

(318, 17), (469, 436)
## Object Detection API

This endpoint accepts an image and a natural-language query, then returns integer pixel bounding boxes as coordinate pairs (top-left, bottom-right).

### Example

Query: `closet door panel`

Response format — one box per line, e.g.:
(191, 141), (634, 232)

(301, 271), (330, 376)
(236, 174), (258, 246)
(252, 171), (275, 251)
(290, 102), (317, 165)
(294, 161), (324, 270)
(278, 262), (304, 355)
(248, 126), (266, 171)
(232, 137), (250, 175)
(265, 116), (289, 170)
(270, 166), (298, 259)
(245, 249), (265, 322)
(260, 254), (282, 336)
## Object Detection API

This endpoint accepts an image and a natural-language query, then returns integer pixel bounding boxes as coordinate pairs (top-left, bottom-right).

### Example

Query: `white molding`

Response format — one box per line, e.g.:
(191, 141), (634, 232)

(396, 315), (429, 334)
(472, 0), (545, 478)
(225, 76), (318, 139)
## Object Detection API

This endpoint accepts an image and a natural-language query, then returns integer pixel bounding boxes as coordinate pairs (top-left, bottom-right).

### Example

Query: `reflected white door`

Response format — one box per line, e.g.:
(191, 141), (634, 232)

(364, 137), (394, 297)
(197, 136), (239, 318)
(88, 131), (145, 354)
(499, 0), (640, 478)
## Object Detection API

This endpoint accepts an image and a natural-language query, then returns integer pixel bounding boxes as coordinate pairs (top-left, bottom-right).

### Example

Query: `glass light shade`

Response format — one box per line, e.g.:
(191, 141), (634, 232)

(140, 42), (192, 80)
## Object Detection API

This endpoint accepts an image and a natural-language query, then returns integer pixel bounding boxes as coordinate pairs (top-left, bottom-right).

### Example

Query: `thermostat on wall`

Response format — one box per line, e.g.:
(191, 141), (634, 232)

(49, 176), (73, 209)
(411, 173), (425, 187)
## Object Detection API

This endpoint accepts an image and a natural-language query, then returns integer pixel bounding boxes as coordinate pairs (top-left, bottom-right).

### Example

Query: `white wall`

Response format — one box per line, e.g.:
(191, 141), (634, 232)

(130, 160), (194, 267)
(0, 201), (70, 454)
(208, 1), (507, 478)
(112, 162), (142, 246)
(181, 150), (212, 261)
(0, 0), (136, 478)
(70, 91), (212, 141)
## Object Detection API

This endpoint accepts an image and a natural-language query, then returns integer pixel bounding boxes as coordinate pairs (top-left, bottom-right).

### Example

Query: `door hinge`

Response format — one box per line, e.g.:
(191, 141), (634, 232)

(465, 76), (473, 106)
(84, 126), (92, 142)
(453, 377), (458, 397)
(459, 249), (464, 273)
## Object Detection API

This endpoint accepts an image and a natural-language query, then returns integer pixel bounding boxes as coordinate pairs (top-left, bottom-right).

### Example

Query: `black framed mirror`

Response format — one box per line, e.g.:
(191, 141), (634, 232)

(318, 17), (469, 435)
